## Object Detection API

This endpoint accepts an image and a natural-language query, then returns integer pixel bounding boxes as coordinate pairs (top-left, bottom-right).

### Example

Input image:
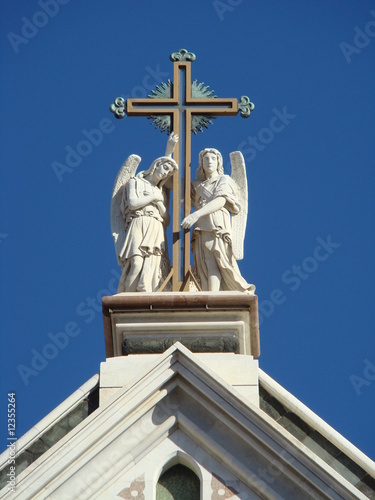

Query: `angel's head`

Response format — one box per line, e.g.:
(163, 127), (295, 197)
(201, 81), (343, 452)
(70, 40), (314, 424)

(143, 156), (178, 185)
(196, 148), (223, 181)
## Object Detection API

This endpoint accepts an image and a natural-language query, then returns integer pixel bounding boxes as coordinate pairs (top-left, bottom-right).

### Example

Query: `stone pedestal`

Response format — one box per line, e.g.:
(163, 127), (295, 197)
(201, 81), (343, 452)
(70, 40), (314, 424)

(100, 292), (260, 407)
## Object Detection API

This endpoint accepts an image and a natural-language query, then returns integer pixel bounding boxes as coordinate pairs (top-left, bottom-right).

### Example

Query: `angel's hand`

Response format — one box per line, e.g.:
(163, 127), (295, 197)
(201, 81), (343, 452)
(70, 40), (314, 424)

(155, 201), (169, 222)
(153, 188), (164, 202)
(165, 132), (179, 156)
(169, 132), (179, 144)
(181, 212), (198, 229)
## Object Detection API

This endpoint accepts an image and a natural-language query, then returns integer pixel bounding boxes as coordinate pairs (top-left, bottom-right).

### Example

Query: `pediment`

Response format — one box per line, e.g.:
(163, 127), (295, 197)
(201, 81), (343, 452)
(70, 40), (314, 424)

(6, 344), (366, 499)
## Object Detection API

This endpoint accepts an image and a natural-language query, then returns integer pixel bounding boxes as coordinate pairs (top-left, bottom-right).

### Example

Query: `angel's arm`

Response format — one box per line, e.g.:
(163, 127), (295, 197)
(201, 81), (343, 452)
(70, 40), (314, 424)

(125, 179), (164, 210)
(181, 196), (226, 229)
(165, 132), (179, 157)
(155, 200), (169, 224)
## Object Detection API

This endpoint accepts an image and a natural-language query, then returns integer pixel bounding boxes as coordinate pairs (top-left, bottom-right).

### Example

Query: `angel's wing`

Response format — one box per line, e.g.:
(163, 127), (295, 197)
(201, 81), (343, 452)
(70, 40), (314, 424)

(110, 154), (141, 265)
(229, 151), (248, 260)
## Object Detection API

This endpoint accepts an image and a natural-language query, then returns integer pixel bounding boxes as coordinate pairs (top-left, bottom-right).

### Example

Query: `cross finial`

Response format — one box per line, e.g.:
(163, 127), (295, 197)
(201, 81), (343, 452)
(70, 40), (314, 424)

(170, 49), (196, 62)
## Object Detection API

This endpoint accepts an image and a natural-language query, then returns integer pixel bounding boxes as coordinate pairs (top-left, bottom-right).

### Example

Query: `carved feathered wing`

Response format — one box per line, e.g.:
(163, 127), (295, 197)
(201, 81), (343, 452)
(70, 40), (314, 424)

(229, 151), (248, 260)
(110, 154), (141, 266)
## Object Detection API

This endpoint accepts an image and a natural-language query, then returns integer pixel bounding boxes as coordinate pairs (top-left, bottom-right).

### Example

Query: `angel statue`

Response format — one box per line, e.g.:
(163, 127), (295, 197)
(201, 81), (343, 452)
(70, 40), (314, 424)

(181, 148), (255, 293)
(111, 133), (178, 292)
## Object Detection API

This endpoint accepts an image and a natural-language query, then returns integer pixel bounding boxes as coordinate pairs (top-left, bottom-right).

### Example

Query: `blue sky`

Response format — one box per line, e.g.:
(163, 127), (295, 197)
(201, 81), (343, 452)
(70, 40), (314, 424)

(1, 0), (375, 462)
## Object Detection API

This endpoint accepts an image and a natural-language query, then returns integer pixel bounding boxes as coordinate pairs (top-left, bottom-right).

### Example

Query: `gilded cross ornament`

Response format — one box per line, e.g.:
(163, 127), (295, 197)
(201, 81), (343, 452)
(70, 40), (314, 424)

(110, 49), (254, 291)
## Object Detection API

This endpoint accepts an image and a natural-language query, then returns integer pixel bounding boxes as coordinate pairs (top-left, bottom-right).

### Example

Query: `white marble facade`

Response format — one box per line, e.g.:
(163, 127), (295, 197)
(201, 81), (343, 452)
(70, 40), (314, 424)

(4, 343), (369, 500)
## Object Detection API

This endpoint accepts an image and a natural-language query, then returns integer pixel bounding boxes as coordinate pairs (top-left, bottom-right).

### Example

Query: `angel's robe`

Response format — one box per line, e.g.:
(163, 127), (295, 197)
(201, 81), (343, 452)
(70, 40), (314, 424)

(119, 174), (165, 292)
(192, 175), (253, 292)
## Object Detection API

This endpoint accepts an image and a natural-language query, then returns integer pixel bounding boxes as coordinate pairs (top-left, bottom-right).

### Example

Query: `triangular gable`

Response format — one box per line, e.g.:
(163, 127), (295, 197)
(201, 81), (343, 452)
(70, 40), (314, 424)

(1, 343), (368, 499)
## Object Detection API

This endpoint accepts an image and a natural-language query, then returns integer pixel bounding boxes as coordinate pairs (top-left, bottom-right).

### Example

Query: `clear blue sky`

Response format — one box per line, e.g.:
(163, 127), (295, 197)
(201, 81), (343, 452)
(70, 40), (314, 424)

(1, 1), (375, 461)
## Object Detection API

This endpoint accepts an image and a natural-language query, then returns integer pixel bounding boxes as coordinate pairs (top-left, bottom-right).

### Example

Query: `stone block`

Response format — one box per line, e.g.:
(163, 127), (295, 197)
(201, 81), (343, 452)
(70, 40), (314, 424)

(102, 292), (260, 358)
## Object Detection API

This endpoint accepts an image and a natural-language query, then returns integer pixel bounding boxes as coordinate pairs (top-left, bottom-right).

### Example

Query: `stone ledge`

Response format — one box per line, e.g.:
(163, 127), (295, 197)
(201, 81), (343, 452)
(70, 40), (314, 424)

(102, 292), (259, 358)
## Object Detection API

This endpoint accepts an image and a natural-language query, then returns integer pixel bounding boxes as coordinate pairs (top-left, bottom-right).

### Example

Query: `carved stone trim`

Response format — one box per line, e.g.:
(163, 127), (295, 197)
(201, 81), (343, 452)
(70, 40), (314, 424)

(122, 335), (239, 355)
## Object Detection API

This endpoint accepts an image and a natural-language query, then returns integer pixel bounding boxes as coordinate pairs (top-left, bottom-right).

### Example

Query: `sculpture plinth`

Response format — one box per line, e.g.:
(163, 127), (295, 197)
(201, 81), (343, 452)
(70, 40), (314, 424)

(102, 292), (259, 358)
(100, 292), (260, 406)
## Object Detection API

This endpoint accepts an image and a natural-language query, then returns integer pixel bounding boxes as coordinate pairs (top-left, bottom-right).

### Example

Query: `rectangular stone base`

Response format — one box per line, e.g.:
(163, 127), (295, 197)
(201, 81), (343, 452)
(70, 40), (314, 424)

(102, 291), (260, 358)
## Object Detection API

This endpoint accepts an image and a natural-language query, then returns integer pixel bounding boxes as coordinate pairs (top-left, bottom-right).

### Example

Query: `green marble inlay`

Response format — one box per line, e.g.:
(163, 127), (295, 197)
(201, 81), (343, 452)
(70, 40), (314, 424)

(123, 335), (239, 355)
(0, 386), (99, 490)
(259, 384), (375, 498)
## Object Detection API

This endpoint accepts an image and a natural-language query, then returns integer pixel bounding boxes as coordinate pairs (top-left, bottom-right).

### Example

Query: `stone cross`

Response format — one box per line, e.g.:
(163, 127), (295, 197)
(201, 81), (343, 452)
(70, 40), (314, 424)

(110, 49), (253, 291)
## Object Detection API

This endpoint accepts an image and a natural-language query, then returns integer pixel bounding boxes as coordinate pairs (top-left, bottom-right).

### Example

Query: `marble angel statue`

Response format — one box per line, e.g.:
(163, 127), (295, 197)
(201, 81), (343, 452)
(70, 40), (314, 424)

(181, 148), (255, 293)
(111, 133), (178, 292)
